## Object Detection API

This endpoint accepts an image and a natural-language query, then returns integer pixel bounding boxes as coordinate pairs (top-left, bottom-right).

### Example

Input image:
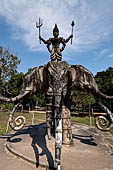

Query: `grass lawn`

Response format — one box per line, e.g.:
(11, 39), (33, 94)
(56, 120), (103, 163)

(71, 116), (95, 126)
(0, 111), (113, 135)
(0, 111), (46, 135)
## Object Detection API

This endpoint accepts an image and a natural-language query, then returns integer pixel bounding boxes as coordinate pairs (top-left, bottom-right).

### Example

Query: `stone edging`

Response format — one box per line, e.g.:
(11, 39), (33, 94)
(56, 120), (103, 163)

(6, 142), (48, 169)
(104, 138), (113, 153)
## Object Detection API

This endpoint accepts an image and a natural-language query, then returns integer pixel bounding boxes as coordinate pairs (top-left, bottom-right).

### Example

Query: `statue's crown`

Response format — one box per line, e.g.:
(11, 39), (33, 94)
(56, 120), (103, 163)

(53, 24), (59, 33)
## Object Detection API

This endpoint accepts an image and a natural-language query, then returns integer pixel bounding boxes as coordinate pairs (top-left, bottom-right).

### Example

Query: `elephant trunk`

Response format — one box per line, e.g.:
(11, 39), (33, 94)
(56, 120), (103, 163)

(0, 90), (30, 102)
(97, 91), (113, 100)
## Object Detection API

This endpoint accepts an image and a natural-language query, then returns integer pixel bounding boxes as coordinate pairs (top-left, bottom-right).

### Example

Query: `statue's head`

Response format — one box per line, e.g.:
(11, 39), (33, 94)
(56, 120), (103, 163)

(53, 24), (59, 37)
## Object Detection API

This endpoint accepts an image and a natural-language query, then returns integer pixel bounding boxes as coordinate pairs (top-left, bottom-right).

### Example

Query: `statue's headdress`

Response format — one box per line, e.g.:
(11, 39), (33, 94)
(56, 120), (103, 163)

(53, 24), (59, 33)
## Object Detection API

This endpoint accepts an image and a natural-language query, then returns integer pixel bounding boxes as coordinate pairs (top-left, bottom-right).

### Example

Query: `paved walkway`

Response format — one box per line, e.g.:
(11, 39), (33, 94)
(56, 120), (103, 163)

(1, 122), (113, 170)
(0, 136), (45, 170)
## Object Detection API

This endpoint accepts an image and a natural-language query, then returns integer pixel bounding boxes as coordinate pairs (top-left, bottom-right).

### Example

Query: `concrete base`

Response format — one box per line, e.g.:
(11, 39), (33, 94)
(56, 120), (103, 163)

(5, 122), (113, 170)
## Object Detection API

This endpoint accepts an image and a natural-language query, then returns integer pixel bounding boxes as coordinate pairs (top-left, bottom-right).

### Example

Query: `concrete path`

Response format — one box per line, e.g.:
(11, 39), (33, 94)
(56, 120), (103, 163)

(1, 122), (113, 170)
(0, 136), (45, 170)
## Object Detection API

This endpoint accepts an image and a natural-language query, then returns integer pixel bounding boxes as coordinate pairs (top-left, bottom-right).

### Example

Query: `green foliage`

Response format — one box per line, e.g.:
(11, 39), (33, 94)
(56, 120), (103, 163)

(0, 46), (21, 82)
(0, 102), (14, 112)
(0, 46), (21, 95)
(95, 67), (113, 111)
(95, 67), (113, 96)
(71, 116), (95, 126)
(22, 93), (46, 109)
(72, 91), (95, 111)
(7, 73), (24, 97)
(32, 93), (46, 106)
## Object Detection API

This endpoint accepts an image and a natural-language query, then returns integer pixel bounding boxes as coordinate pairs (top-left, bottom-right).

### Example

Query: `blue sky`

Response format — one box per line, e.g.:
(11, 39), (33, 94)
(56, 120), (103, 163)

(0, 0), (113, 75)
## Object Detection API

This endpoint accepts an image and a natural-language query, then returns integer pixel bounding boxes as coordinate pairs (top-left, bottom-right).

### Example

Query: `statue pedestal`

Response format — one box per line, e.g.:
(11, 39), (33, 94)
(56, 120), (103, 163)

(62, 106), (73, 145)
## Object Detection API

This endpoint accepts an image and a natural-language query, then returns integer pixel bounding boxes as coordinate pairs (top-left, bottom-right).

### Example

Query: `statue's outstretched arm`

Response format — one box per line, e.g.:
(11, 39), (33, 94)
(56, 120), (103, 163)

(39, 36), (48, 44)
(65, 34), (73, 43)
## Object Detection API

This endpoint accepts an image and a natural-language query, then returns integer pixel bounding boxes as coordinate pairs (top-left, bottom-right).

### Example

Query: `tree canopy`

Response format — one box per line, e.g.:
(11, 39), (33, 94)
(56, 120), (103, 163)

(72, 91), (95, 112)
(0, 46), (21, 96)
(95, 67), (113, 96)
(7, 73), (24, 97)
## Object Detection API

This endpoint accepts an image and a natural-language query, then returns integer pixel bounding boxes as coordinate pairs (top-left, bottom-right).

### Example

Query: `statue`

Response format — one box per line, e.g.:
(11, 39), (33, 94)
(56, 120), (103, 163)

(36, 18), (75, 61)
(1, 62), (113, 169)
(1, 19), (113, 170)
(40, 24), (72, 61)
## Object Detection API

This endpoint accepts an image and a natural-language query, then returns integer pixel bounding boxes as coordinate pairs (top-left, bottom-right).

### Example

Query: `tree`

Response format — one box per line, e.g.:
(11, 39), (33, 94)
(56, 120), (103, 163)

(7, 73), (25, 97)
(72, 90), (95, 112)
(95, 67), (113, 96)
(22, 93), (46, 110)
(95, 67), (113, 111)
(0, 46), (21, 96)
(0, 46), (46, 109)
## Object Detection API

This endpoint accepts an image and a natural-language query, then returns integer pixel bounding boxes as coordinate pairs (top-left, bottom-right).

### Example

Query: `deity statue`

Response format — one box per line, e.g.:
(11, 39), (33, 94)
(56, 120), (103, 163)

(36, 18), (75, 61)
(39, 24), (73, 61)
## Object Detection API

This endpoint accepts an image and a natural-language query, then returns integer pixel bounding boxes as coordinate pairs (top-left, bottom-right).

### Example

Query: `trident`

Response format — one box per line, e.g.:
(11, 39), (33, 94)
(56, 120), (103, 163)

(36, 17), (43, 44)
(71, 20), (75, 44)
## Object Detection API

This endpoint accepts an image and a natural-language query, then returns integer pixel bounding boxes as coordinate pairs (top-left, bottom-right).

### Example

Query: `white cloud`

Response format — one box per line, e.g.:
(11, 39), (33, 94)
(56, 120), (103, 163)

(0, 0), (113, 53)
(93, 49), (108, 61)
(108, 54), (113, 58)
(100, 49), (108, 56)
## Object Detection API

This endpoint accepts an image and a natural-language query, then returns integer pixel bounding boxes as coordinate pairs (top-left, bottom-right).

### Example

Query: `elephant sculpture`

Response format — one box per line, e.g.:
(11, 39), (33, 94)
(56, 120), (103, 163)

(0, 61), (113, 133)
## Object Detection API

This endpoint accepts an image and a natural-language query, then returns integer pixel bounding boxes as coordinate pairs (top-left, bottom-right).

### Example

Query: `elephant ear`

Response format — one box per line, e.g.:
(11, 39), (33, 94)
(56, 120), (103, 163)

(0, 66), (45, 131)
(22, 66), (45, 93)
(70, 65), (98, 92)
(0, 66), (45, 102)
(70, 65), (113, 99)
(69, 65), (113, 131)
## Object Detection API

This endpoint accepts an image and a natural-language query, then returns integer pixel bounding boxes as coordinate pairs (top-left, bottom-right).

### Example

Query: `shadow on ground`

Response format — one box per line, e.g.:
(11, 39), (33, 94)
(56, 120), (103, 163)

(72, 134), (97, 146)
(7, 123), (54, 169)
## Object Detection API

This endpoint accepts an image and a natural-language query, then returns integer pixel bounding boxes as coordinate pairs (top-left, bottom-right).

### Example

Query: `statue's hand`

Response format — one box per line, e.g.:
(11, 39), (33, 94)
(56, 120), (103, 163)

(60, 46), (65, 52)
(47, 45), (52, 53)
(60, 48), (63, 52)
(39, 35), (42, 40)
(70, 34), (73, 38)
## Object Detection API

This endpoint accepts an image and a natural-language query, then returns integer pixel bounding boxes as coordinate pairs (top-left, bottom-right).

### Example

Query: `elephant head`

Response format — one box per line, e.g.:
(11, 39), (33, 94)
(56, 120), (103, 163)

(45, 61), (72, 107)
